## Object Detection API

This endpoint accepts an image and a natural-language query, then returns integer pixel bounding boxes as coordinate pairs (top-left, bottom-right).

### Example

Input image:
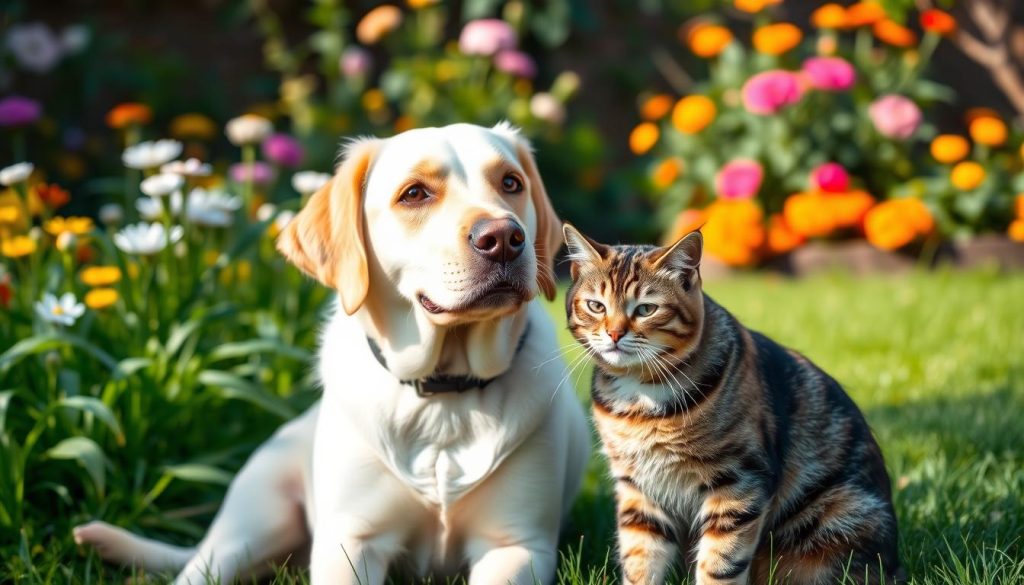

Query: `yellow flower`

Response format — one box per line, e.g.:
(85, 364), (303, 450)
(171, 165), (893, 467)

(733, 0), (780, 13)
(407, 0), (438, 8)
(753, 23), (803, 56)
(361, 88), (388, 112)
(80, 266), (122, 287)
(969, 116), (1008, 147)
(44, 216), (94, 236)
(672, 95), (716, 134)
(84, 288), (119, 310)
(1, 235), (36, 258)
(629, 123), (660, 155)
(170, 113), (218, 141)
(1009, 219), (1024, 242)
(950, 161), (986, 190)
(651, 158), (683, 189)
(236, 260), (252, 282)
(930, 135), (970, 164)
(687, 24), (733, 58)
(640, 94), (674, 121)
(0, 205), (21, 224)
(356, 5), (403, 45)
(811, 4), (847, 29)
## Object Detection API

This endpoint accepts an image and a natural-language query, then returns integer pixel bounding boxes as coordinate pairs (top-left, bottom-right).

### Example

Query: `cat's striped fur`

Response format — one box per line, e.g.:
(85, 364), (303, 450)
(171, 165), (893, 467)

(562, 225), (902, 585)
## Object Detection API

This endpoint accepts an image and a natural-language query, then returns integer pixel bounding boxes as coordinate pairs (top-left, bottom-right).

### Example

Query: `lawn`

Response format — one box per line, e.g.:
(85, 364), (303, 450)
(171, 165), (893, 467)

(4, 269), (1024, 584)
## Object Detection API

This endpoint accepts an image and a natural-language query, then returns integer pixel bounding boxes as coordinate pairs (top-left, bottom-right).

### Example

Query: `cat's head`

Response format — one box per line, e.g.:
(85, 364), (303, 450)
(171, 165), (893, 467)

(563, 224), (705, 375)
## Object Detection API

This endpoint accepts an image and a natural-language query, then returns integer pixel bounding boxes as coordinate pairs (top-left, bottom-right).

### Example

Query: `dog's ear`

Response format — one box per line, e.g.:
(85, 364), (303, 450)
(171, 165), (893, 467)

(515, 139), (561, 301)
(277, 139), (379, 315)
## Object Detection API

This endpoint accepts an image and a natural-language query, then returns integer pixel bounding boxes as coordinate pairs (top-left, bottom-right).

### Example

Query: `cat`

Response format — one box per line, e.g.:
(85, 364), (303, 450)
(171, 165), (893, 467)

(562, 224), (902, 585)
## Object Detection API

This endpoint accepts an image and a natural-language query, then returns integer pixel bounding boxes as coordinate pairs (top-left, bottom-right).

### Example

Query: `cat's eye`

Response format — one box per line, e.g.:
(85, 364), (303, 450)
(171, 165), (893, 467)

(634, 303), (657, 317)
(585, 300), (605, 314)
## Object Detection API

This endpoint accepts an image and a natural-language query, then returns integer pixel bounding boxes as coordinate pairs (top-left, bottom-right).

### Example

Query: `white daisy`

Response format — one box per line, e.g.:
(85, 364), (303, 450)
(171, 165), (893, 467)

(161, 158), (213, 177)
(185, 188), (240, 228)
(291, 171), (331, 196)
(35, 292), (86, 326)
(225, 114), (273, 146)
(140, 172), (184, 197)
(113, 222), (184, 255)
(256, 202), (277, 222)
(98, 203), (124, 225)
(0, 162), (34, 186)
(136, 191), (183, 221)
(274, 210), (295, 232)
(122, 140), (183, 170)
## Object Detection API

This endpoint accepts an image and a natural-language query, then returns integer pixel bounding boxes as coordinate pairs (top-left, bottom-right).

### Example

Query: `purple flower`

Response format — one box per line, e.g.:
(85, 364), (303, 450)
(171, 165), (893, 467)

(494, 50), (537, 78)
(230, 161), (277, 186)
(802, 57), (856, 92)
(262, 133), (304, 168)
(869, 94), (922, 140)
(459, 19), (517, 57)
(741, 70), (804, 115)
(340, 46), (373, 77)
(0, 95), (42, 127)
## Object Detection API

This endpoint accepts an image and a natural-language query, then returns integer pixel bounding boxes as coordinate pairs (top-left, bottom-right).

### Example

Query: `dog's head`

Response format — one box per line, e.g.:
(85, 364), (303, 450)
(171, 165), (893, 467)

(277, 123), (561, 326)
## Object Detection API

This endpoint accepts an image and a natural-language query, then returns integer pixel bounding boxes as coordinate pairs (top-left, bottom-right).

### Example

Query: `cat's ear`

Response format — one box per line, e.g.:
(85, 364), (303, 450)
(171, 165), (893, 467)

(652, 230), (702, 286)
(563, 223), (606, 279)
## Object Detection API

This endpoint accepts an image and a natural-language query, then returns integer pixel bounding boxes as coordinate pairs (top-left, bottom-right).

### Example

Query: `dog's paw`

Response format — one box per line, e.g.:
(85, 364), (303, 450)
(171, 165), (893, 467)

(73, 521), (127, 558)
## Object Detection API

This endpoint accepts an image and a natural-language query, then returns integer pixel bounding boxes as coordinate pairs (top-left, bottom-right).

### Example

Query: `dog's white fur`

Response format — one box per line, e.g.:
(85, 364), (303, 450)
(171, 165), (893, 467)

(74, 123), (590, 584)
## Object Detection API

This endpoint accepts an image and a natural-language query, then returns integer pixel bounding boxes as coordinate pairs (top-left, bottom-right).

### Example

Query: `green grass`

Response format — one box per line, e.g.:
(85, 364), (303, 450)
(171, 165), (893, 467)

(5, 270), (1024, 584)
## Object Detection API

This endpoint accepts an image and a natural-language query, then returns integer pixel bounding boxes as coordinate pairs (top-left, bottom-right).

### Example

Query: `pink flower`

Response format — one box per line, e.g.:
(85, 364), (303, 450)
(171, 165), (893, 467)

(0, 95), (42, 127)
(230, 161), (276, 186)
(715, 159), (763, 200)
(802, 57), (856, 91)
(494, 50), (537, 78)
(811, 162), (850, 193)
(459, 19), (517, 56)
(869, 95), (922, 140)
(339, 46), (372, 77)
(262, 134), (304, 168)
(741, 70), (804, 115)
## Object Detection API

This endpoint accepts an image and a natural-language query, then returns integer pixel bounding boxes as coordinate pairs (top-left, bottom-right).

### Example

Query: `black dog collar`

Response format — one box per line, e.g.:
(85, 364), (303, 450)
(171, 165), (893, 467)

(366, 322), (531, 397)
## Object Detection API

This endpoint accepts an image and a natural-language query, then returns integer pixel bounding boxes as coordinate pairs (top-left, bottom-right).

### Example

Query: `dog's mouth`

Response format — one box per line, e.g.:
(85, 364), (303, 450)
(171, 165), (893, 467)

(419, 280), (528, 315)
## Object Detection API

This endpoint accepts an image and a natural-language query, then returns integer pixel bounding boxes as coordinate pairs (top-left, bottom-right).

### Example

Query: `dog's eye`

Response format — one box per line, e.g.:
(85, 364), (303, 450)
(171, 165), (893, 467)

(501, 174), (524, 194)
(585, 300), (605, 314)
(634, 303), (657, 317)
(399, 184), (431, 205)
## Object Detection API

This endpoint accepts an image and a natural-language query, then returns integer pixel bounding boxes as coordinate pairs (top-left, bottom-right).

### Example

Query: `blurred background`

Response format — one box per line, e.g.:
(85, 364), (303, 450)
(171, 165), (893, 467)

(4, 0), (1024, 267)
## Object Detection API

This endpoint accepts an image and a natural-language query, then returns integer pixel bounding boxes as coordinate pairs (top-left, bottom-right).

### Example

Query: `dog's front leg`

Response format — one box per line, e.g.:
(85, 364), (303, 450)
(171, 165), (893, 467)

(466, 539), (557, 585)
(310, 526), (391, 585)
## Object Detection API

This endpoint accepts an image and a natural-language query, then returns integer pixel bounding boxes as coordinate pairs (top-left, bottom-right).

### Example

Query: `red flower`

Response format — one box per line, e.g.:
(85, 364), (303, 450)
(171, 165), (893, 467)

(920, 9), (956, 36)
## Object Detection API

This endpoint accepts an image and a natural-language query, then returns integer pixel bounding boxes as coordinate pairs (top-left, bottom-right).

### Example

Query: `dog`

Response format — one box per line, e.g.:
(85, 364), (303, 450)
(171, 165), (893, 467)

(73, 122), (591, 584)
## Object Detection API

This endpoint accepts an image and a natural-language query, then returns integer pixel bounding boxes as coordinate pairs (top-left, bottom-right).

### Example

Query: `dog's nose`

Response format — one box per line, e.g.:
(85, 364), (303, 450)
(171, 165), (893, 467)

(470, 218), (526, 263)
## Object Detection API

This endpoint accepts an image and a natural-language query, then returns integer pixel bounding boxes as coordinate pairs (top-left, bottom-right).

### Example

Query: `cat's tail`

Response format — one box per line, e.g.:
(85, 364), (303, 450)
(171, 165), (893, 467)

(73, 520), (194, 573)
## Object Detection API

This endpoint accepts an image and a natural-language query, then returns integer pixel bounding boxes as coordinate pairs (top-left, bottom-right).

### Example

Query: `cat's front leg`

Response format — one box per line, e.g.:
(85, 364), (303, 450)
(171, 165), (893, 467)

(614, 477), (677, 585)
(693, 489), (766, 585)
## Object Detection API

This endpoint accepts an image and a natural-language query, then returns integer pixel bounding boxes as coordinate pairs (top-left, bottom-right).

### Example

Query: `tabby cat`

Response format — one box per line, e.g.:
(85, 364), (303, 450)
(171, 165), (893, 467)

(562, 224), (902, 585)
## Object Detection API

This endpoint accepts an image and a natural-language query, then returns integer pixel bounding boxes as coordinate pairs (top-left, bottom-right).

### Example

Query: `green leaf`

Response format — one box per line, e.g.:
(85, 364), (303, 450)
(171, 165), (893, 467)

(46, 437), (107, 496)
(207, 339), (311, 363)
(0, 391), (13, 437)
(58, 396), (125, 446)
(163, 463), (233, 486)
(0, 333), (121, 377)
(197, 370), (296, 419)
(116, 357), (152, 376)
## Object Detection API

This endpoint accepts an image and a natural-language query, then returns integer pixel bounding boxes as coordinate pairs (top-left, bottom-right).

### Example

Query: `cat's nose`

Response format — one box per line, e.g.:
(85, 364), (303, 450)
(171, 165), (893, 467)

(607, 328), (626, 343)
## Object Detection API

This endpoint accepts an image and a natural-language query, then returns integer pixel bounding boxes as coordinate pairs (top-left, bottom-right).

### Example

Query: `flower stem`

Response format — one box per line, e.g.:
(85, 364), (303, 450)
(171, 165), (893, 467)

(242, 145), (256, 218)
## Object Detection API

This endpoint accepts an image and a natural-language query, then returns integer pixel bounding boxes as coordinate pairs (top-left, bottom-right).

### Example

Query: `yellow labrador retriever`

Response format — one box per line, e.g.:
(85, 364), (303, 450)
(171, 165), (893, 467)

(74, 123), (591, 584)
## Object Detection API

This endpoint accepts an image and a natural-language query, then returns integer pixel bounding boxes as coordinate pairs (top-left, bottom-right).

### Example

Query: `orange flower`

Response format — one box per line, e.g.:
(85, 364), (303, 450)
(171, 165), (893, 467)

(170, 113), (217, 141)
(950, 161), (986, 190)
(651, 158), (683, 189)
(930, 135), (970, 164)
(783, 192), (835, 238)
(829, 190), (875, 228)
(1009, 219), (1024, 242)
(873, 19), (917, 48)
(702, 199), (765, 267)
(687, 24), (734, 58)
(864, 199), (933, 251)
(845, 2), (886, 27)
(1016, 193), (1024, 218)
(767, 213), (805, 255)
(629, 123), (660, 155)
(734, 0), (781, 13)
(105, 103), (152, 129)
(356, 5), (403, 45)
(34, 183), (70, 209)
(969, 115), (1008, 146)
(672, 95), (716, 134)
(811, 4), (847, 29)
(966, 107), (1000, 123)
(920, 9), (956, 35)
(640, 94), (674, 121)
(753, 23), (803, 56)
(663, 208), (706, 245)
